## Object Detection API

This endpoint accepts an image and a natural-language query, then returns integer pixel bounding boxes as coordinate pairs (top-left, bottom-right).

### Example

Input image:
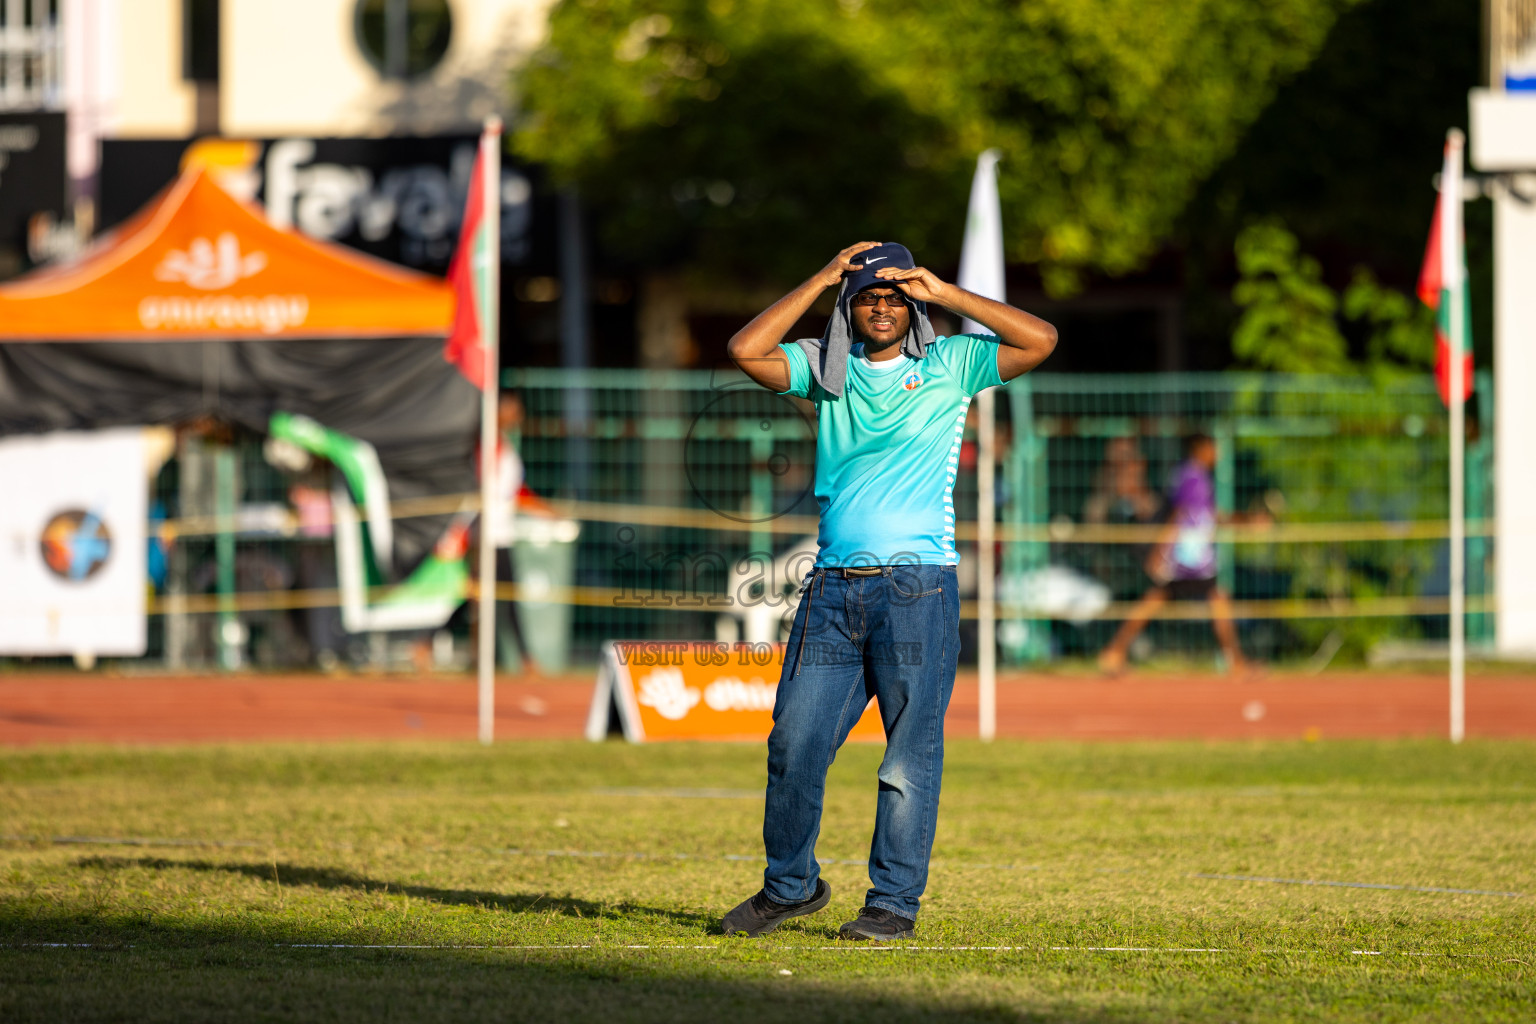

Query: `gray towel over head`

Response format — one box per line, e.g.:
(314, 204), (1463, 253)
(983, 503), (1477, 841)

(791, 242), (936, 398)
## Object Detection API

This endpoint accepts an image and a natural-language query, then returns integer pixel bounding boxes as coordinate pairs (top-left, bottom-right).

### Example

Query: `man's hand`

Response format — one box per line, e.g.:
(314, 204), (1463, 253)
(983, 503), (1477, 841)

(1144, 523), (1178, 584)
(817, 241), (881, 289)
(875, 264), (1056, 383)
(728, 242), (884, 393)
(872, 265), (951, 305)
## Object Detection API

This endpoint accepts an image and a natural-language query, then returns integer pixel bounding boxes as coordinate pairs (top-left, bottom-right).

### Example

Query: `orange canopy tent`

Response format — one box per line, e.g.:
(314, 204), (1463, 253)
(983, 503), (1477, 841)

(0, 164), (475, 579)
(0, 166), (453, 341)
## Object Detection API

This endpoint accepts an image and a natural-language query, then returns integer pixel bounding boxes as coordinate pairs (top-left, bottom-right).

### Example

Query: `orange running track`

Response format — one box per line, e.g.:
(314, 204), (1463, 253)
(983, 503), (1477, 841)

(0, 671), (1533, 746)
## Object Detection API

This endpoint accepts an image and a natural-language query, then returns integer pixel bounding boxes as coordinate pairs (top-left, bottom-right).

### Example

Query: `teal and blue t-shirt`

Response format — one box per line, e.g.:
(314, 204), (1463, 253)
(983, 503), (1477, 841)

(778, 335), (1006, 567)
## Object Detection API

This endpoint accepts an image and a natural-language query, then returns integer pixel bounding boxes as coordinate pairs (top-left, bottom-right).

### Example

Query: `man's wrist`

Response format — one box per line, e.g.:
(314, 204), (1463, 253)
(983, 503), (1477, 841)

(932, 281), (961, 311)
(937, 282), (982, 323)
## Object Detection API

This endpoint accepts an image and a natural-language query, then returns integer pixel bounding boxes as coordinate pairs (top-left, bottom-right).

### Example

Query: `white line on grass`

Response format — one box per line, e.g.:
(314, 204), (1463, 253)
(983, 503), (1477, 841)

(1194, 873), (1526, 898)
(1, 834), (260, 849)
(0, 834), (897, 871)
(6, 834), (1524, 899)
(270, 951), (1265, 957)
(8, 943), (1496, 958)
(260, 944), (1494, 958)
(590, 788), (762, 799)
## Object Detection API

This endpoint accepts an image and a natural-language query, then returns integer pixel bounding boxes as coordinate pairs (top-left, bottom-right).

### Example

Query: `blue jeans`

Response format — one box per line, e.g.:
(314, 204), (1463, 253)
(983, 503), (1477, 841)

(762, 563), (959, 920)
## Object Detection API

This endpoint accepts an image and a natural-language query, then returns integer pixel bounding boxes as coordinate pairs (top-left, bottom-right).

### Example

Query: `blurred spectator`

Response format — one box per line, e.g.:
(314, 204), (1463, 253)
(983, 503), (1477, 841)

(289, 471), (348, 670)
(1097, 433), (1268, 677)
(1082, 436), (1160, 526)
(474, 391), (556, 673)
(1079, 438), (1162, 650)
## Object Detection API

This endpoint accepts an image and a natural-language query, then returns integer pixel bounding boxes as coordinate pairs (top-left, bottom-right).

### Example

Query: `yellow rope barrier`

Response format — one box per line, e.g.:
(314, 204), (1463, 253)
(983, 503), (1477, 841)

(154, 490), (1494, 545)
(146, 495), (1495, 624)
(146, 581), (1496, 623)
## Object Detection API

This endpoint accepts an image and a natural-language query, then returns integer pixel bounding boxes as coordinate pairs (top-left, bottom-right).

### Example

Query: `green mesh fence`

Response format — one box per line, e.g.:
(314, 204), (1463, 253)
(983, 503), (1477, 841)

(58, 368), (1488, 672)
(505, 368), (820, 661)
(146, 430), (332, 670)
(506, 368), (1493, 668)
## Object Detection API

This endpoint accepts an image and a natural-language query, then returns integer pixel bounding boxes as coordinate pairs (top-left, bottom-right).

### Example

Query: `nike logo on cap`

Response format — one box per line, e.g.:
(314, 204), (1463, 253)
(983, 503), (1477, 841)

(864, 256), (888, 265)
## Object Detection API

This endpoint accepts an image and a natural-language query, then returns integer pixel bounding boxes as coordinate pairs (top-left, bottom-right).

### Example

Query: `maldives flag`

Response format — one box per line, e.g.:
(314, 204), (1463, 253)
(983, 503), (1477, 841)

(443, 141), (491, 389)
(1416, 138), (1472, 406)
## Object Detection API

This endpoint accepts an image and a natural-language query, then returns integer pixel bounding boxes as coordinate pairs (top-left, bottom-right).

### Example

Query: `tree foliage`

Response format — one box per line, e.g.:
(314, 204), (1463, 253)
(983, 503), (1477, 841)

(1175, 0), (1484, 369)
(1185, 0), (1479, 281)
(1231, 223), (1351, 373)
(1231, 221), (1434, 376)
(514, 0), (1362, 293)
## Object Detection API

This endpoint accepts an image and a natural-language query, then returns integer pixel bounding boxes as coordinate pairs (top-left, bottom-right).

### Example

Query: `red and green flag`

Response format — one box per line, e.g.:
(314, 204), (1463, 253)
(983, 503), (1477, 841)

(1416, 139), (1473, 407)
(444, 140), (493, 389)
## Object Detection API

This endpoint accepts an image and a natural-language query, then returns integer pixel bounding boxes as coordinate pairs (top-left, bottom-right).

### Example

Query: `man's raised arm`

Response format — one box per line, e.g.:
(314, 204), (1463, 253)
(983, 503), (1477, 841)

(873, 265), (1058, 382)
(727, 242), (879, 392)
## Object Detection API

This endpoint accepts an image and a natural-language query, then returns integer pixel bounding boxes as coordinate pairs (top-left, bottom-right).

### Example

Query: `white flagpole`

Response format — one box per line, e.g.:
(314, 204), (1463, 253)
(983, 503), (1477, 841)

(477, 117), (503, 746)
(1442, 128), (1466, 745)
(957, 149), (1004, 742)
(977, 378), (997, 742)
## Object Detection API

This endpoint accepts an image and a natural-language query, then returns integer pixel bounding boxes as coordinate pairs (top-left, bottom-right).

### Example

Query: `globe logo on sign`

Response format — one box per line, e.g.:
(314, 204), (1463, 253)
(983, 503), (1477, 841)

(40, 509), (113, 582)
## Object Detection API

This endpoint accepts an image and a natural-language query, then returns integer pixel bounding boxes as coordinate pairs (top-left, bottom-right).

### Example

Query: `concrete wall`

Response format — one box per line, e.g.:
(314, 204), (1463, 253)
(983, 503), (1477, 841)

(111, 0), (196, 136)
(64, 0), (556, 184)
(63, 0), (195, 181)
(223, 0), (557, 137)
(1492, 191), (1536, 654)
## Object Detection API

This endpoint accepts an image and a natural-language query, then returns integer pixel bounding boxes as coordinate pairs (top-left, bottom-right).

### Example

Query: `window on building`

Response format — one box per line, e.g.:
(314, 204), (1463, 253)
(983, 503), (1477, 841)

(0, 0), (63, 111)
(354, 0), (453, 80)
(182, 0), (219, 83)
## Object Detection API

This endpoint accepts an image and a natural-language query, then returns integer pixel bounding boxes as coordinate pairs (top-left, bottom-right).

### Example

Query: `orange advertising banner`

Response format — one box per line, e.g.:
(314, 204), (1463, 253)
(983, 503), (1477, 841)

(585, 641), (885, 743)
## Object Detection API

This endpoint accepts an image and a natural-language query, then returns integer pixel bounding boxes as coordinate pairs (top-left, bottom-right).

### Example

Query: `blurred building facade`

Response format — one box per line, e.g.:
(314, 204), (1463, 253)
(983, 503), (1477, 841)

(60, 0), (554, 187)
(0, 0), (65, 276)
(1, 0), (637, 377)
(0, 0), (558, 278)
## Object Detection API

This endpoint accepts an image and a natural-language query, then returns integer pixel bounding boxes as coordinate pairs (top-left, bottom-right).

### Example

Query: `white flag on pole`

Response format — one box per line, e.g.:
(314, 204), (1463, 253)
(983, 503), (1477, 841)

(957, 149), (1005, 332)
(957, 149), (1005, 741)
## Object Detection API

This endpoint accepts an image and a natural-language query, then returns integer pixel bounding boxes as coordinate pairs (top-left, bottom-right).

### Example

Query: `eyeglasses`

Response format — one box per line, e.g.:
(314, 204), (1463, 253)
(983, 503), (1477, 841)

(850, 291), (906, 309)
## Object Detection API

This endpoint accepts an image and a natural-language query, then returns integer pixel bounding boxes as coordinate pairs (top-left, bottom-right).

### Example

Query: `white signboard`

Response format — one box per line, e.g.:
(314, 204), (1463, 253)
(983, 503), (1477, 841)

(0, 429), (149, 656)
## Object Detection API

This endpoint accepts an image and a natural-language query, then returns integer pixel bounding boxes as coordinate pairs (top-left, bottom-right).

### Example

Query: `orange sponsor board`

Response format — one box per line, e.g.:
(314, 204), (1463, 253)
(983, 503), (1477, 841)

(585, 641), (885, 743)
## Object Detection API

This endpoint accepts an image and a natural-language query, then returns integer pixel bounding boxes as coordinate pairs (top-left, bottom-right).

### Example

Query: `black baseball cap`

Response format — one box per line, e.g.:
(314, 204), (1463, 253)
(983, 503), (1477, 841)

(843, 242), (915, 296)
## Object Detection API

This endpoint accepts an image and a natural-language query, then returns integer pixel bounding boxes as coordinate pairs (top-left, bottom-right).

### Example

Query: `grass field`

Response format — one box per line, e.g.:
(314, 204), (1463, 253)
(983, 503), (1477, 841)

(2, 738), (1533, 1022)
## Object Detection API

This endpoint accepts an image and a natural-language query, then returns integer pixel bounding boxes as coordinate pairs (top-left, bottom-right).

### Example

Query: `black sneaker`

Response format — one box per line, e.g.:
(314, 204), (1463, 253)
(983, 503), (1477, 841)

(837, 905), (916, 941)
(721, 879), (831, 937)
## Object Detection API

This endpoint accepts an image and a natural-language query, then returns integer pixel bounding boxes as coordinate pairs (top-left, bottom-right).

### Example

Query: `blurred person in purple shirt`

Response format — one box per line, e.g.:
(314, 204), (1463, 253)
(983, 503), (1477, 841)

(1097, 433), (1265, 678)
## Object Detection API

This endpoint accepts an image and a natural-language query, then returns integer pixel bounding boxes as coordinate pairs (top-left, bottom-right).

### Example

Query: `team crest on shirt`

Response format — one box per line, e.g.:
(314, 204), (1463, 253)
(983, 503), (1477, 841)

(902, 371), (922, 391)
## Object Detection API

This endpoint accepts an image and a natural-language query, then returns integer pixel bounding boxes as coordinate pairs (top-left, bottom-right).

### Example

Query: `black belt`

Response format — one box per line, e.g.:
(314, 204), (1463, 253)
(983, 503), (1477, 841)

(823, 565), (895, 577)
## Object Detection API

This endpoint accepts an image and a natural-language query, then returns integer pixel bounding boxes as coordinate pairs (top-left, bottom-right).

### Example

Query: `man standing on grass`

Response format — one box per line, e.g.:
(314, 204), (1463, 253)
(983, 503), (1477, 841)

(721, 241), (1057, 941)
